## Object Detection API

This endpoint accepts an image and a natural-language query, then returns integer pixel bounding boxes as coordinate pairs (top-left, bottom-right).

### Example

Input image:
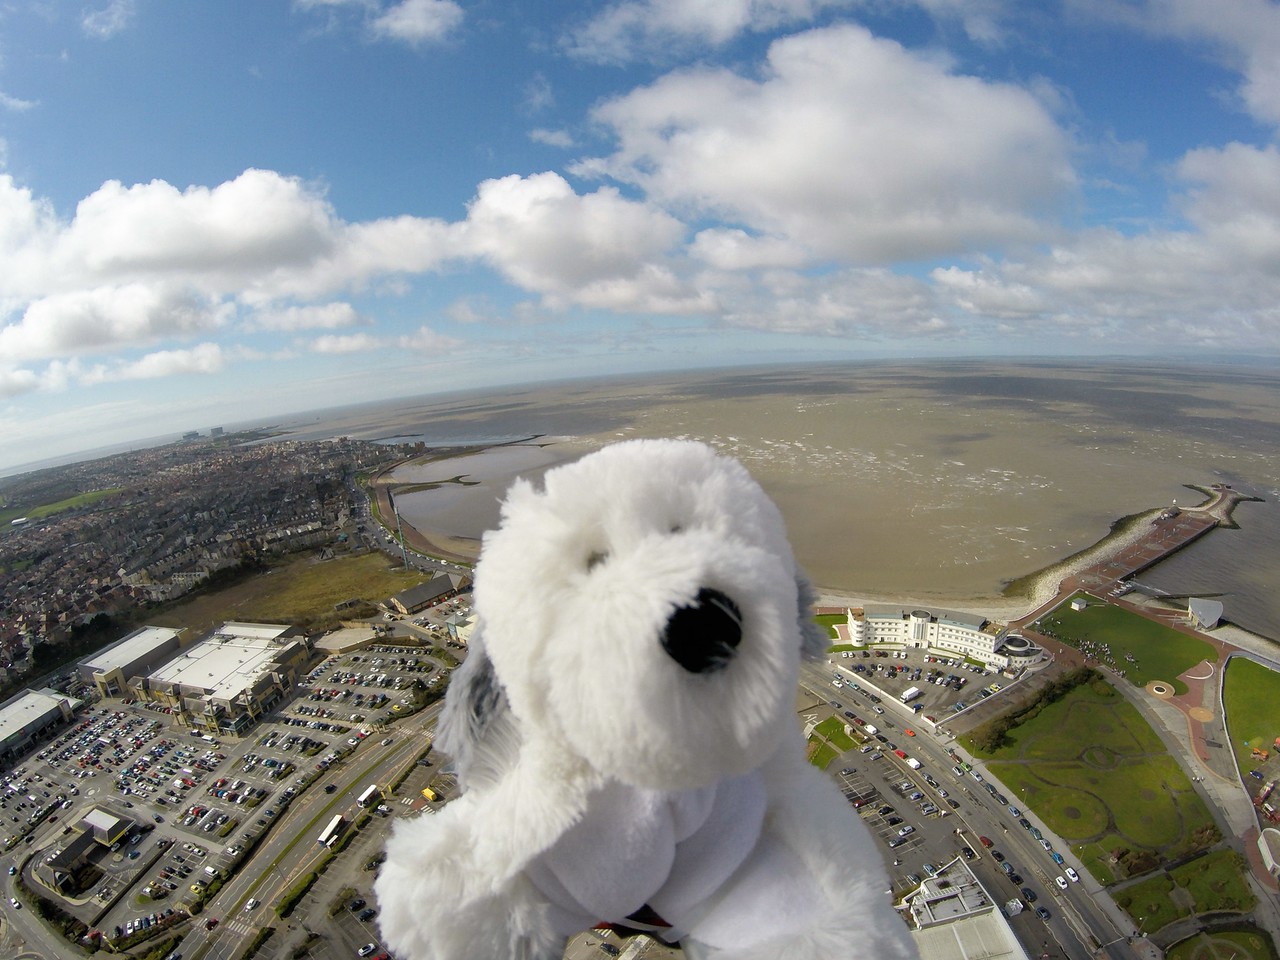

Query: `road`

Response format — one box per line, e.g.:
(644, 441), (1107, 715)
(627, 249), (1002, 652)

(802, 660), (1157, 960)
(183, 701), (445, 960)
(1, 853), (65, 960)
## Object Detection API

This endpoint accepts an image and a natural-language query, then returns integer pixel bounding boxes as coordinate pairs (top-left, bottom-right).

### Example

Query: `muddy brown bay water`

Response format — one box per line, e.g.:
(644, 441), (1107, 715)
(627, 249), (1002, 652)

(276, 360), (1280, 637)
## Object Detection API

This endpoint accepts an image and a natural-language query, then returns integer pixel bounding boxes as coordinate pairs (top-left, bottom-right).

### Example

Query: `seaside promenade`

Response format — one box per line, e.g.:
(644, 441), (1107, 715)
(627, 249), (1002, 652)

(1011, 483), (1245, 629)
(1001, 484), (1280, 904)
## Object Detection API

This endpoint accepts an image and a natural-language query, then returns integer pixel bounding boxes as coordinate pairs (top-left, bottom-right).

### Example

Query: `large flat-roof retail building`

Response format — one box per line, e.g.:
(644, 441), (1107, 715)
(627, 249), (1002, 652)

(0, 688), (81, 765)
(79, 625), (186, 699)
(142, 622), (310, 737)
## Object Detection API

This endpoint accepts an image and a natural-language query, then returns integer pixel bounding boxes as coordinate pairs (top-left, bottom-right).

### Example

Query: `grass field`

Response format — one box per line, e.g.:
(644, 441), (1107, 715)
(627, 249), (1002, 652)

(816, 614), (844, 640)
(1032, 593), (1217, 695)
(0, 487), (125, 526)
(1169, 849), (1256, 914)
(147, 551), (427, 636)
(1168, 928), (1278, 960)
(972, 678), (1219, 885)
(1222, 657), (1280, 780)
(1113, 873), (1189, 933)
(812, 715), (858, 752)
(807, 740), (839, 770)
(1116, 850), (1257, 936)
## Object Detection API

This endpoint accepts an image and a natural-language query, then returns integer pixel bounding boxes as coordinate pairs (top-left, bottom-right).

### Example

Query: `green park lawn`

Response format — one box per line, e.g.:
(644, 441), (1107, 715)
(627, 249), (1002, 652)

(0, 487), (126, 526)
(1032, 593), (1217, 695)
(812, 715), (858, 752)
(1113, 873), (1189, 934)
(1116, 850), (1256, 936)
(972, 678), (1219, 884)
(816, 613), (844, 640)
(807, 715), (859, 769)
(1222, 657), (1280, 780)
(807, 741), (840, 770)
(1168, 928), (1278, 960)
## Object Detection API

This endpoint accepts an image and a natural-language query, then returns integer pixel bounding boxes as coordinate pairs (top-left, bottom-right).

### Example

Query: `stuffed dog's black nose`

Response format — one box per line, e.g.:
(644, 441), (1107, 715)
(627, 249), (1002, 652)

(662, 588), (742, 674)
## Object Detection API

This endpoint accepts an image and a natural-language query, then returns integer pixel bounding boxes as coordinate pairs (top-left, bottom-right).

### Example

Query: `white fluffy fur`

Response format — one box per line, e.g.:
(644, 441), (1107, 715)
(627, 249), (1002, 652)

(375, 439), (918, 960)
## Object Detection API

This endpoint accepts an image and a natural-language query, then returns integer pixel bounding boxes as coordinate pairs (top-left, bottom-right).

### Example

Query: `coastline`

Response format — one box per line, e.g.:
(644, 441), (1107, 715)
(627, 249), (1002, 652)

(814, 505), (1166, 625)
(374, 438), (1263, 639)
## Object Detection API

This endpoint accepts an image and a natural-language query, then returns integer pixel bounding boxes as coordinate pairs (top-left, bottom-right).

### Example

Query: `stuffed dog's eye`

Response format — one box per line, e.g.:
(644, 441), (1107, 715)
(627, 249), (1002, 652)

(670, 524), (684, 534)
(586, 550), (609, 571)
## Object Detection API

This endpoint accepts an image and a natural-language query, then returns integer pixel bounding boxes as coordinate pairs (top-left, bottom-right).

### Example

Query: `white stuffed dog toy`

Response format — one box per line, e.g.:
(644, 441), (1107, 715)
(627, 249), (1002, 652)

(375, 439), (916, 960)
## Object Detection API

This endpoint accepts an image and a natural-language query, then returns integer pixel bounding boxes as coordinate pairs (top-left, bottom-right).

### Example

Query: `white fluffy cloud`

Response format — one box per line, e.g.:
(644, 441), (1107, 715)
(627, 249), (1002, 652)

(297, 0), (463, 46)
(398, 325), (462, 352)
(457, 172), (707, 311)
(0, 169), (460, 371)
(0, 285), (233, 363)
(0, 343), (227, 397)
(576, 24), (1074, 263)
(929, 141), (1280, 346)
(310, 332), (384, 354)
(1, 92), (37, 112)
(81, 0), (136, 39)
(565, 0), (842, 62)
(369, 0), (463, 45)
(252, 302), (366, 331)
(80, 343), (227, 384)
(529, 128), (575, 148)
(717, 267), (946, 336)
(307, 325), (461, 354)
(564, 0), (1010, 63)
(1102, 0), (1280, 128)
(688, 228), (810, 270)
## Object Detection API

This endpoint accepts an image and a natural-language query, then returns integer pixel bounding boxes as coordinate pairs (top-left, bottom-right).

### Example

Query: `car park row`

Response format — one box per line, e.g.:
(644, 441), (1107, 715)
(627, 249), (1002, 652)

(2, 633), (460, 959)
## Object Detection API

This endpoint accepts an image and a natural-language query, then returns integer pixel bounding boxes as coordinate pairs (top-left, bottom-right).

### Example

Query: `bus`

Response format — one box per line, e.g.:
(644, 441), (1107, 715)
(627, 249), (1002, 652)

(421, 786), (438, 802)
(357, 784), (380, 808)
(318, 814), (345, 848)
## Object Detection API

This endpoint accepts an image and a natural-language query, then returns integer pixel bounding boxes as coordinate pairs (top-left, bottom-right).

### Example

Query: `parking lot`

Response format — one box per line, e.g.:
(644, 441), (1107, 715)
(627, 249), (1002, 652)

(830, 648), (1005, 725)
(803, 650), (1083, 950)
(2, 621), (462, 952)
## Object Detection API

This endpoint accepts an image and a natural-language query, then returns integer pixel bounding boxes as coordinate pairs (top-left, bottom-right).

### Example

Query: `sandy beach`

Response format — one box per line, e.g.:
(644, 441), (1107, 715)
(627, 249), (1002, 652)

(816, 508), (1158, 624)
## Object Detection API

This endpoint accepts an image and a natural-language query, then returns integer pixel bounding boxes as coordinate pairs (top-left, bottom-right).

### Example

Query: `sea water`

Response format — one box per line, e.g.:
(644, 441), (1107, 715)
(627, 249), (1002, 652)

(273, 360), (1280, 638)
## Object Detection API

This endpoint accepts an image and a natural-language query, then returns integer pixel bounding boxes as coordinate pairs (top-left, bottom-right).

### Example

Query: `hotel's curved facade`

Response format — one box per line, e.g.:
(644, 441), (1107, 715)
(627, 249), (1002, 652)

(845, 605), (1041, 670)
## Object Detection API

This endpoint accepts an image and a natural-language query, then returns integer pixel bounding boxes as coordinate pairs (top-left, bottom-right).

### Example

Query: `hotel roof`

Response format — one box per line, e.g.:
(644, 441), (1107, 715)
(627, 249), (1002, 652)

(861, 605), (988, 630)
(81, 625), (182, 673)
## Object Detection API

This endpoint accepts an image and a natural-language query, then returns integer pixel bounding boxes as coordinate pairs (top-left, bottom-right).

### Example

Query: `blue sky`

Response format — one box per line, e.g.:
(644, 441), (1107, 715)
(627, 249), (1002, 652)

(2, 0), (1280, 472)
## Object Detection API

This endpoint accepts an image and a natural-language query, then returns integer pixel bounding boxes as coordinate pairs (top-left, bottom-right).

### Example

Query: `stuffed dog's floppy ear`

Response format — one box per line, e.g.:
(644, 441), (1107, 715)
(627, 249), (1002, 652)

(795, 573), (828, 661)
(437, 629), (521, 791)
